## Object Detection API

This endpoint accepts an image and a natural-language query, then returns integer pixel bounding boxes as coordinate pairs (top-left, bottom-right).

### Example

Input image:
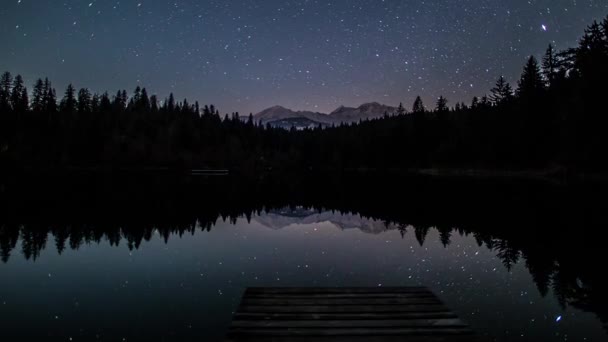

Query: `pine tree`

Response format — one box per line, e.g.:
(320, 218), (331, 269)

(150, 95), (159, 112)
(44, 87), (57, 113)
(436, 96), (448, 112)
(480, 95), (491, 107)
(77, 88), (92, 114)
(471, 96), (479, 108)
(181, 99), (189, 114)
(0, 72), (12, 111)
(131, 86), (142, 110)
(99, 92), (112, 112)
(10, 75), (28, 112)
(517, 56), (545, 99)
(91, 94), (100, 113)
(603, 15), (608, 41)
(43, 78), (52, 109)
(167, 93), (175, 112)
(121, 90), (128, 110)
(412, 96), (425, 113)
(140, 88), (150, 111)
(112, 90), (123, 111)
(31, 79), (45, 112)
(490, 76), (513, 105)
(60, 84), (77, 114)
(396, 102), (405, 116)
(574, 21), (608, 81)
(112, 90), (128, 112)
(19, 87), (29, 113)
(542, 44), (558, 86)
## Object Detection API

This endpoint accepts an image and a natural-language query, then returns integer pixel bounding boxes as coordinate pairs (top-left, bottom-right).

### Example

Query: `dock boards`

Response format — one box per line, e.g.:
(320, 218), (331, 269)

(226, 287), (478, 341)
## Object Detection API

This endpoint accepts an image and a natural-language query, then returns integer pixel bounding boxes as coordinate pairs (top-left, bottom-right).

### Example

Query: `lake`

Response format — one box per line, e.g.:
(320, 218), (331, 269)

(0, 173), (606, 341)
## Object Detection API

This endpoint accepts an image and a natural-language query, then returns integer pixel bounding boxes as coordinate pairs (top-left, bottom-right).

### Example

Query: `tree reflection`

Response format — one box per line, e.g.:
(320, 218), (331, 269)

(0, 174), (606, 331)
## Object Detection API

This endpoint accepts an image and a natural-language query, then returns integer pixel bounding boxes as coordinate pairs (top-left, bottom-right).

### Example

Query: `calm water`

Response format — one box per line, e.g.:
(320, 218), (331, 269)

(0, 175), (607, 341)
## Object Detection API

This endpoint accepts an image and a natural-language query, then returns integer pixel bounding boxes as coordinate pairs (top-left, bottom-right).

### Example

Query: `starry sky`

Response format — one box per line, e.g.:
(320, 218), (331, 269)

(1, 0), (608, 114)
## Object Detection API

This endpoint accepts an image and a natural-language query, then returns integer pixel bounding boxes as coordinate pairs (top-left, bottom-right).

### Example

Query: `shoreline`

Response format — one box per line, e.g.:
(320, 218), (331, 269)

(2, 164), (608, 184)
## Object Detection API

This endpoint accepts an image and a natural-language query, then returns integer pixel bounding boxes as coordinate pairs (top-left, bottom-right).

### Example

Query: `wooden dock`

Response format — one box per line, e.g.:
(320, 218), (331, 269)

(226, 287), (477, 341)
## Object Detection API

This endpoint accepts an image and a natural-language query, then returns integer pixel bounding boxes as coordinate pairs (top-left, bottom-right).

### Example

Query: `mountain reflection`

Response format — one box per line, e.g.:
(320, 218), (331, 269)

(1, 173), (607, 333)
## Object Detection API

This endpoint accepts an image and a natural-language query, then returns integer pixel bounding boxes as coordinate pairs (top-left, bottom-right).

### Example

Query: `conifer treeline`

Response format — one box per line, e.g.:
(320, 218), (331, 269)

(1, 16), (608, 171)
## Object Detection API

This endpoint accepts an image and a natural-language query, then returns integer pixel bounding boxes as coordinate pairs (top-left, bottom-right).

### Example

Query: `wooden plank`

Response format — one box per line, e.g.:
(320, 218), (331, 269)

(228, 287), (478, 341)
(241, 298), (442, 306)
(245, 287), (431, 294)
(233, 312), (459, 321)
(237, 304), (451, 313)
(230, 318), (467, 328)
(227, 327), (475, 336)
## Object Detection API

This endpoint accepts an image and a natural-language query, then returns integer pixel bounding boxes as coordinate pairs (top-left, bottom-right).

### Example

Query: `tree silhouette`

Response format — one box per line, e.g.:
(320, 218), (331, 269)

(435, 96), (448, 112)
(412, 96), (425, 113)
(517, 56), (544, 99)
(414, 225), (430, 246)
(471, 96), (479, 108)
(31, 78), (45, 113)
(437, 226), (452, 247)
(140, 88), (151, 112)
(60, 84), (77, 114)
(396, 102), (406, 116)
(542, 44), (558, 86)
(575, 21), (607, 78)
(150, 94), (159, 112)
(44, 82), (57, 113)
(0, 72), (12, 112)
(167, 93), (175, 112)
(490, 76), (513, 105)
(10, 75), (28, 113)
(77, 88), (92, 114)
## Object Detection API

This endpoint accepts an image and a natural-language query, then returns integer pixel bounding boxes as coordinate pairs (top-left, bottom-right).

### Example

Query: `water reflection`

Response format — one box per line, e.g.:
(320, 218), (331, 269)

(0, 174), (607, 341)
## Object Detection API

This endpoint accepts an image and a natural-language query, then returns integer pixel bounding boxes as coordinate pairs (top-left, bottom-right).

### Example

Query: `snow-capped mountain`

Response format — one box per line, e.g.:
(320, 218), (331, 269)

(252, 207), (397, 235)
(253, 102), (400, 129)
(254, 106), (334, 125)
(329, 102), (397, 124)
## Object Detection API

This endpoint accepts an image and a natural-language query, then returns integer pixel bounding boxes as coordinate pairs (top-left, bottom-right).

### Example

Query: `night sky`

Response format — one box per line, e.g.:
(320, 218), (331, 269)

(1, 1), (607, 114)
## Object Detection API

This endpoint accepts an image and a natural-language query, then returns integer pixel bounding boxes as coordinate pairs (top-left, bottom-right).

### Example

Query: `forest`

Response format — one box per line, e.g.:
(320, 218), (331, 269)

(1, 16), (608, 173)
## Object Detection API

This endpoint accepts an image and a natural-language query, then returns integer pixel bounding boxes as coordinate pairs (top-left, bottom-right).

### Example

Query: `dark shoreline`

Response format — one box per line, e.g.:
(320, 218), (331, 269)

(2, 164), (608, 185)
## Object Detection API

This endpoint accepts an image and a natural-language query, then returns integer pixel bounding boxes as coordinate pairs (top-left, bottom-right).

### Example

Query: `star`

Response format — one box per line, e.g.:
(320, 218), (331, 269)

(1, 0), (606, 115)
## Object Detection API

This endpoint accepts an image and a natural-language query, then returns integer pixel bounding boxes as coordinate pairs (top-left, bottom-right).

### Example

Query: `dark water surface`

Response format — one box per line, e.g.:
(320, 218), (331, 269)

(0, 174), (606, 341)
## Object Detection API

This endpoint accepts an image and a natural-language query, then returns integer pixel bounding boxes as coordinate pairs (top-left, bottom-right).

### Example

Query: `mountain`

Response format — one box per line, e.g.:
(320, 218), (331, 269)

(255, 106), (333, 125)
(265, 117), (325, 130)
(254, 102), (399, 129)
(253, 207), (397, 235)
(329, 102), (397, 124)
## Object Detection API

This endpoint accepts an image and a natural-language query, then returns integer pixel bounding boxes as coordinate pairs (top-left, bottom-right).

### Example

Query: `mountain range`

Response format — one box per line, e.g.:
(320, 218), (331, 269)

(252, 207), (398, 235)
(253, 102), (398, 129)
